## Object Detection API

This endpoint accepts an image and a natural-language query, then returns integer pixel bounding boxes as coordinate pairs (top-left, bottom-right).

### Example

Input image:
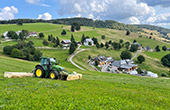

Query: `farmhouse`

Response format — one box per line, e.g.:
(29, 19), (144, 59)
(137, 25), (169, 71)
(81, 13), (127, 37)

(3, 31), (8, 39)
(111, 59), (138, 72)
(29, 32), (37, 37)
(144, 46), (154, 52)
(84, 38), (94, 46)
(61, 40), (71, 49)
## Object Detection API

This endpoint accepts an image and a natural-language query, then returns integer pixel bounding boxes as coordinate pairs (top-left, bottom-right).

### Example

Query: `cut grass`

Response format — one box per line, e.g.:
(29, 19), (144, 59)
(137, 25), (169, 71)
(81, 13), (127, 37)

(0, 55), (170, 109)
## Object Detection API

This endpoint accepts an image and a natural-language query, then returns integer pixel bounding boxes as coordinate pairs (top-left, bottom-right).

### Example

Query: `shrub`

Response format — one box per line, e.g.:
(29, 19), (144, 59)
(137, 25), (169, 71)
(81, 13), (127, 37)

(101, 35), (105, 39)
(11, 48), (23, 58)
(120, 51), (132, 59)
(61, 30), (67, 35)
(39, 33), (44, 38)
(126, 30), (130, 36)
(161, 54), (170, 67)
(42, 39), (49, 46)
(155, 45), (160, 52)
(119, 39), (123, 43)
(162, 46), (167, 51)
(130, 44), (138, 52)
(161, 73), (168, 77)
(3, 46), (13, 55)
(137, 55), (145, 64)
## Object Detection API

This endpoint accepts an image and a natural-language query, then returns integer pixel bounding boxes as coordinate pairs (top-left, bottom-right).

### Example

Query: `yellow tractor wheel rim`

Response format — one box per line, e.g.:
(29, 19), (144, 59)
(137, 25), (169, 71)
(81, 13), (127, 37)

(36, 69), (42, 77)
(50, 73), (55, 79)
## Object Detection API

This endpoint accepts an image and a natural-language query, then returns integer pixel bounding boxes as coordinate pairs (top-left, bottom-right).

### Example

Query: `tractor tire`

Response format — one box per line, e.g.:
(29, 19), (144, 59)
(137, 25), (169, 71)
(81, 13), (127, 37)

(49, 71), (59, 80)
(34, 67), (45, 78)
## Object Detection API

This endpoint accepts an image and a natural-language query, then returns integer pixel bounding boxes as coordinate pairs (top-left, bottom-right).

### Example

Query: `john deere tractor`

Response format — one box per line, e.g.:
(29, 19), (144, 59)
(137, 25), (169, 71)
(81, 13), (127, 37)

(34, 57), (82, 80)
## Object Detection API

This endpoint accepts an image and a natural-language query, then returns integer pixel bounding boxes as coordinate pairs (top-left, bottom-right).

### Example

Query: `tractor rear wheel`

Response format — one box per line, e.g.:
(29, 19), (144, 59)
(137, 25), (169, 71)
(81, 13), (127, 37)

(34, 67), (45, 78)
(49, 71), (58, 79)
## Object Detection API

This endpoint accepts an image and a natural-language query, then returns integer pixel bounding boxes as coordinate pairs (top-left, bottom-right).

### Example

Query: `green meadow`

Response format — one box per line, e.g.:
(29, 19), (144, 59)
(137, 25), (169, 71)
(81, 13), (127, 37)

(1, 23), (170, 109)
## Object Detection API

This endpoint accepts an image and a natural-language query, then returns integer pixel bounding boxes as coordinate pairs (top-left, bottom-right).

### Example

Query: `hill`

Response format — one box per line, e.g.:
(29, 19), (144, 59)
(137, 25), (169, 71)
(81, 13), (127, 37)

(1, 23), (170, 109)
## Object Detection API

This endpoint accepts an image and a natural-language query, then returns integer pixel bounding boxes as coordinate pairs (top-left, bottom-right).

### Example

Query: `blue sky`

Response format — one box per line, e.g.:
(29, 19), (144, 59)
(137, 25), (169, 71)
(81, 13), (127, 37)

(1, 0), (170, 28)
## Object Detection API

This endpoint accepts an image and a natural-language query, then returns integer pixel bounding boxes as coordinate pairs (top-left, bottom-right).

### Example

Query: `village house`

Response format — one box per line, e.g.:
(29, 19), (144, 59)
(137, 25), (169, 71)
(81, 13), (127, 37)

(29, 32), (37, 37)
(3, 31), (8, 39)
(84, 38), (94, 46)
(92, 56), (114, 67)
(111, 59), (138, 72)
(61, 40), (71, 49)
(144, 46), (154, 52)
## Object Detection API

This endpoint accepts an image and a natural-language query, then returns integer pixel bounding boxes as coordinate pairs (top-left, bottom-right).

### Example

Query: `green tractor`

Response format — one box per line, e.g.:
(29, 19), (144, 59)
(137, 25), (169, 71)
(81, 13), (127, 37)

(34, 57), (82, 80)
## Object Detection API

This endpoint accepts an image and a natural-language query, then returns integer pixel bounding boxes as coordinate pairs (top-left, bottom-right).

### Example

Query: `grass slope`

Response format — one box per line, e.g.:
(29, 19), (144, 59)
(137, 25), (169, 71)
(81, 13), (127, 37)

(0, 55), (170, 109)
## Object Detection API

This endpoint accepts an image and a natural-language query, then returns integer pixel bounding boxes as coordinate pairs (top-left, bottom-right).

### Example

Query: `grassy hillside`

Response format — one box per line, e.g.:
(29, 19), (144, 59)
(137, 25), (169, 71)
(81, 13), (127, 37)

(0, 55), (170, 109)
(1, 23), (170, 109)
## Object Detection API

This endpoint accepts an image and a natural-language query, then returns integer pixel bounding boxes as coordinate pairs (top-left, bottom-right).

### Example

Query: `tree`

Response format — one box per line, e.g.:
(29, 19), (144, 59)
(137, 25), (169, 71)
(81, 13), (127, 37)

(109, 40), (112, 44)
(21, 30), (28, 38)
(112, 42), (121, 50)
(88, 55), (91, 60)
(7, 31), (18, 40)
(61, 30), (67, 35)
(119, 39), (123, 43)
(100, 43), (104, 48)
(69, 42), (76, 54)
(105, 42), (109, 49)
(11, 48), (23, 58)
(88, 42), (92, 46)
(126, 30), (130, 36)
(71, 25), (75, 32)
(92, 37), (98, 45)
(95, 60), (99, 66)
(33, 50), (42, 61)
(70, 35), (77, 47)
(48, 35), (51, 41)
(56, 37), (60, 46)
(137, 55), (145, 64)
(125, 42), (130, 50)
(17, 20), (23, 25)
(133, 40), (137, 43)
(19, 32), (24, 41)
(3, 46), (13, 55)
(155, 45), (160, 52)
(101, 35), (105, 39)
(81, 34), (85, 44)
(42, 39), (49, 46)
(162, 46), (167, 51)
(161, 54), (170, 67)
(130, 44), (138, 52)
(120, 51), (132, 60)
(96, 43), (100, 48)
(39, 33), (44, 38)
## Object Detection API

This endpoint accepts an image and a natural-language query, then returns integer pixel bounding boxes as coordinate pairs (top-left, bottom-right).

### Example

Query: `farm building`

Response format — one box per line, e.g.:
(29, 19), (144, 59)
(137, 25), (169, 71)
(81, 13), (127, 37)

(29, 32), (37, 37)
(84, 38), (94, 46)
(61, 40), (71, 49)
(111, 59), (138, 72)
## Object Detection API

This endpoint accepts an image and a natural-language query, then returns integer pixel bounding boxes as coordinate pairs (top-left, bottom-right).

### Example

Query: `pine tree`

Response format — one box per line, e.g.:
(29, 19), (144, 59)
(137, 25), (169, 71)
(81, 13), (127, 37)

(69, 42), (76, 54)
(71, 25), (75, 32)
(81, 34), (85, 44)
(56, 37), (60, 46)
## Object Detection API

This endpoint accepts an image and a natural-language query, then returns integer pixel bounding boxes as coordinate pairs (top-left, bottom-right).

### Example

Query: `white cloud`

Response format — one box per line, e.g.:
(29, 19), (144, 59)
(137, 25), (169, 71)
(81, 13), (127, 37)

(38, 12), (52, 20)
(26, 0), (50, 7)
(58, 0), (155, 24)
(128, 17), (141, 24)
(26, 0), (40, 4)
(0, 6), (18, 20)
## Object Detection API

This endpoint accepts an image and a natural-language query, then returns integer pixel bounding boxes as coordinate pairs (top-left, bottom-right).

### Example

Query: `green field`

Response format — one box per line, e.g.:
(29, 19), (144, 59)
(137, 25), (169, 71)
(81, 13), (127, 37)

(1, 23), (170, 109)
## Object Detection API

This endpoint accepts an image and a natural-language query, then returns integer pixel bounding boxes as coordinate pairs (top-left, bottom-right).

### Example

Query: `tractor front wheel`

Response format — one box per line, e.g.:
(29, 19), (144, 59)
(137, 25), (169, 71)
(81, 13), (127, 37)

(49, 71), (58, 80)
(34, 67), (45, 78)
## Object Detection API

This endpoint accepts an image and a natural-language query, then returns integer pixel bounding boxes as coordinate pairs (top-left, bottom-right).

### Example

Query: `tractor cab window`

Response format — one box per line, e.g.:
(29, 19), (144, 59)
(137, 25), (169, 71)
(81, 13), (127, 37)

(41, 59), (44, 65)
(44, 58), (49, 65)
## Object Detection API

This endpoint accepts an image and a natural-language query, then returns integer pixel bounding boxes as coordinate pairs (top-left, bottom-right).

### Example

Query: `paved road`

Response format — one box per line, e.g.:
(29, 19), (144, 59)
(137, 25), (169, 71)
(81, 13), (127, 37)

(88, 61), (100, 72)
(131, 50), (141, 60)
(69, 45), (86, 70)
(101, 64), (110, 72)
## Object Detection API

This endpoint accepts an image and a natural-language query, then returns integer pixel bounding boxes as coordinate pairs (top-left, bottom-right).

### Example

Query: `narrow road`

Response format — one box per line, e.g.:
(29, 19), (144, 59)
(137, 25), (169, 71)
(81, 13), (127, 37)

(88, 61), (100, 72)
(101, 64), (109, 72)
(131, 50), (141, 60)
(69, 45), (86, 70)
